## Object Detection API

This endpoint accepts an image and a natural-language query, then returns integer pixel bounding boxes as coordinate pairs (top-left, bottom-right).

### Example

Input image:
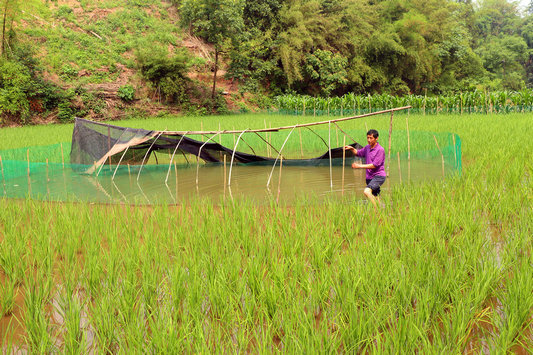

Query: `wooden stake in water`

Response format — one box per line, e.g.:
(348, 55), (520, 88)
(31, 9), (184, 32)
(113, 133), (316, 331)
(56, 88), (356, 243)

(276, 157), (283, 204)
(433, 135), (445, 178)
(223, 154), (227, 198)
(397, 152), (402, 184)
(175, 161), (178, 197)
(342, 136), (346, 195)
(387, 112), (394, 177)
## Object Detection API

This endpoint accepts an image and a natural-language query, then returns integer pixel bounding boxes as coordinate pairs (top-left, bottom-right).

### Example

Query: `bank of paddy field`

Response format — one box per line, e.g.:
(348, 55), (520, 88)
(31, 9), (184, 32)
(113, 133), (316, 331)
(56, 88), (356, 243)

(0, 112), (531, 353)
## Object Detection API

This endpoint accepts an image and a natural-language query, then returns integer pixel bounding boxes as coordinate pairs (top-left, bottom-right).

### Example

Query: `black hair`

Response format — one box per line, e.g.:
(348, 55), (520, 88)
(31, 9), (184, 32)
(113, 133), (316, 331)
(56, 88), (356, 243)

(367, 129), (379, 138)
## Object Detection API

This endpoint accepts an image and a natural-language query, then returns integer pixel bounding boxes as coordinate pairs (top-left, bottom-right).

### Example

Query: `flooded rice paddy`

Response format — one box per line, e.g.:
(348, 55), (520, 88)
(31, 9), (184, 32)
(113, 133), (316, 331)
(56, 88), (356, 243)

(1, 158), (450, 204)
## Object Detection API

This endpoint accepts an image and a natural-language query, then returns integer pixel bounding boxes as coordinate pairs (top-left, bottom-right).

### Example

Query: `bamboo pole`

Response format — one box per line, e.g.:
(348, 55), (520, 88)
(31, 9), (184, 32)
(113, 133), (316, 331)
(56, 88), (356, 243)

(136, 131), (165, 181)
(342, 136), (346, 195)
(196, 132), (222, 185)
(387, 112), (394, 177)
(276, 156), (283, 204)
(433, 135), (445, 178)
(228, 130), (249, 186)
(174, 161), (178, 198)
(223, 154), (227, 197)
(112, 146), (130, 180)
(266, 128), (295, 187)
(397, 152), (402, 184)
(165, 133), (189, 184)
(158, 107), (411, 135)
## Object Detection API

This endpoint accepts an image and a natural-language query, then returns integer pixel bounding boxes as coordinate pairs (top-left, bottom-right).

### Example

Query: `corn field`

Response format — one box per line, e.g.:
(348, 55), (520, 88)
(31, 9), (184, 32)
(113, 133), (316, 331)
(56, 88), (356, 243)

(273, 89), (533, 115)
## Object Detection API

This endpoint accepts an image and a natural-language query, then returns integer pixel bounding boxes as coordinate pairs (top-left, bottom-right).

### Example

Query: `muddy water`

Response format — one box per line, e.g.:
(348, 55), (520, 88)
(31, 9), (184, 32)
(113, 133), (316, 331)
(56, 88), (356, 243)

(2, 158), (451, 204)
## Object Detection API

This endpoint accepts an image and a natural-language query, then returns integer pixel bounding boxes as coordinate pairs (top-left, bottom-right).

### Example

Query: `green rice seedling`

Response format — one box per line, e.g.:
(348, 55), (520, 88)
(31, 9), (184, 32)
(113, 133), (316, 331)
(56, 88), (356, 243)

(88, 291), (119, 353)
(56, 286), (86, 354)
(0, 276), (16, 317)
(22, 274), (54, 353)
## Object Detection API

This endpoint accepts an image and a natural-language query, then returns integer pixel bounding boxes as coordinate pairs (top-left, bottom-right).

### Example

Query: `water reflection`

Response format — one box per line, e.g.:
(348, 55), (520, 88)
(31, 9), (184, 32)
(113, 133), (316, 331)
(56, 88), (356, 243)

(3, 158), (451, 205)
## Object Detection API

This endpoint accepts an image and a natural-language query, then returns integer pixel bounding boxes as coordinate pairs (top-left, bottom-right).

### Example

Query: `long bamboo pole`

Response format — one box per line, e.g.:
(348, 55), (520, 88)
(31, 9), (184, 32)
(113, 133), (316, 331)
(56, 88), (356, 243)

(152, 107), (411, 135)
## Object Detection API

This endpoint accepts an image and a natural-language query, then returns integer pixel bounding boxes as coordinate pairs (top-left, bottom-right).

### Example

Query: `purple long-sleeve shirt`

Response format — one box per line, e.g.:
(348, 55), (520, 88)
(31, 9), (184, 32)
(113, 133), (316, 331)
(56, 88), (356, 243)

(356, 143), (386, 179)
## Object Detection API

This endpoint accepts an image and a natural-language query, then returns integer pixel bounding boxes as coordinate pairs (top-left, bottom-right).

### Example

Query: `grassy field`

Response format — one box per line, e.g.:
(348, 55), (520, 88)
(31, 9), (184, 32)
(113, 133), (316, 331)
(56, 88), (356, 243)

(0, 112), (531, 353)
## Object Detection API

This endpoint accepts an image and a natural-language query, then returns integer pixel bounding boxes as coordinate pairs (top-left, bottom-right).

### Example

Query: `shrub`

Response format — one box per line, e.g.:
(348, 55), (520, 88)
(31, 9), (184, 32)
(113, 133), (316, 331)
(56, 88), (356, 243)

(118, 85), (135, 102)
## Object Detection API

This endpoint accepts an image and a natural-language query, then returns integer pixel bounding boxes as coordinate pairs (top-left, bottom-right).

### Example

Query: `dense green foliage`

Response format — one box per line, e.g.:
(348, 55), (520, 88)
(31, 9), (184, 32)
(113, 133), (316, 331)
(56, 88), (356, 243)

(1, 0), (533, 123)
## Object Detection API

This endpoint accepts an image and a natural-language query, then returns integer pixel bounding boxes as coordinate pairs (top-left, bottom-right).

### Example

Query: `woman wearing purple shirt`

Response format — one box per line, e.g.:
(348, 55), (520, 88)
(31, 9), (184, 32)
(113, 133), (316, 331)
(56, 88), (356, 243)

(344, 129), (386, 208)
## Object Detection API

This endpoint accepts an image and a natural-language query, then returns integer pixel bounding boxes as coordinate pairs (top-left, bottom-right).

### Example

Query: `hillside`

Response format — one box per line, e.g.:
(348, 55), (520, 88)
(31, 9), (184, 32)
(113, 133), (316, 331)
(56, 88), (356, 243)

(14, 0), (243, 123)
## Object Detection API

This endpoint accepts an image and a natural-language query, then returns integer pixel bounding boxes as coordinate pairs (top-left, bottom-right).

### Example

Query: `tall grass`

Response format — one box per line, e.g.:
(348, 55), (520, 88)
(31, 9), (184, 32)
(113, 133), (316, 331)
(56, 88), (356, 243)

(0, 112), (531, 352)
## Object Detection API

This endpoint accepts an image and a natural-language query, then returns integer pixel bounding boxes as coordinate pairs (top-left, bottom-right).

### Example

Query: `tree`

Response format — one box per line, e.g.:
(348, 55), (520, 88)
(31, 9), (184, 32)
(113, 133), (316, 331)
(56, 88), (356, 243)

(0, 0), (41, 57)
(180, 0), (244, 99)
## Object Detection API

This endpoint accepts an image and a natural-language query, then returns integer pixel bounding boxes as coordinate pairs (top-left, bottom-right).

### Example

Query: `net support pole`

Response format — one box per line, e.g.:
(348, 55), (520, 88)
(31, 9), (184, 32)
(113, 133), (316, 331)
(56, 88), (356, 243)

(196, 132), (222, 185)
(266, 127), (295, 188)
(342, 135), (346, 195)
(228, 130), (249, 186)
(137, 131), (165, 181)
(397, 152), (402, 184)
(276, 157), (283, 204)
(387, 111), (394, 177)
(165, 132), (189, 184)
(328, 121), (333, 189)
(112, 146), (130, 180)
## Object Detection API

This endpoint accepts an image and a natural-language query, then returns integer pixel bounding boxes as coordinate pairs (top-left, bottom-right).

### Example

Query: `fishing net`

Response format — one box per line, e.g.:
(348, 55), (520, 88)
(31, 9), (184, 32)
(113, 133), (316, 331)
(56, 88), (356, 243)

(0, 116), (462, 203)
